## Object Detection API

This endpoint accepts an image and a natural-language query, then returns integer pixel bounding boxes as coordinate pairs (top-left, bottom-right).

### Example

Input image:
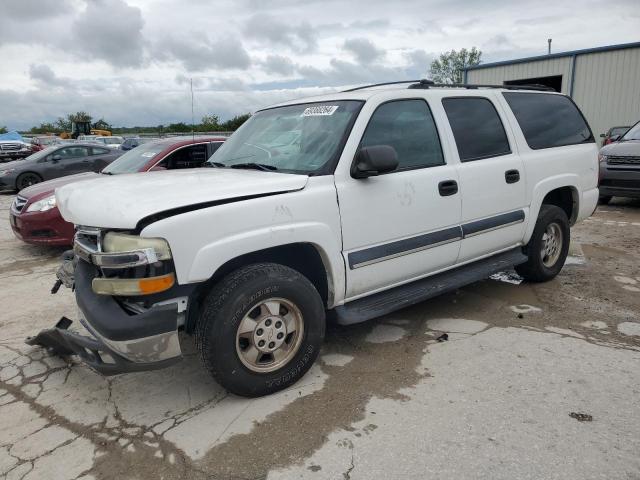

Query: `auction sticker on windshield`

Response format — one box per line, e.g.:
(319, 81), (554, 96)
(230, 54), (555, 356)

(302, 105), (339, 116)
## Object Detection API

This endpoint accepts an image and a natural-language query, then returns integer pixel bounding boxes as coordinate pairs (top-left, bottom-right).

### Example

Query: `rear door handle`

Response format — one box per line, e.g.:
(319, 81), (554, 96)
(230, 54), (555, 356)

(505, 169), (520, 184)
(438, 180), (458, 196)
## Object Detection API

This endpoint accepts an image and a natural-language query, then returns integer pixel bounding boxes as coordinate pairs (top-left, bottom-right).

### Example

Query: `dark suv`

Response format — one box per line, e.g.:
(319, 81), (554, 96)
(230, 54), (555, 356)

(598, 120), (640, 203)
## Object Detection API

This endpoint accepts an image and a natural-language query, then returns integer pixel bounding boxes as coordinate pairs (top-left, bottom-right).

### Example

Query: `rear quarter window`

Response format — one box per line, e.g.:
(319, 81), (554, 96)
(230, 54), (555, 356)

(503, 92), (594, 150)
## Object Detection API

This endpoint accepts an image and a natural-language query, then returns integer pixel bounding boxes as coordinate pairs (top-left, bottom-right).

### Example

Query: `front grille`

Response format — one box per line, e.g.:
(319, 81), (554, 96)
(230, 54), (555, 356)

(12, 196), (27, 213)
(74, 227), (102, 262)
(608, 155), (640, 165)
(600, 178), (640, 189)
(0, 143), (23, 151)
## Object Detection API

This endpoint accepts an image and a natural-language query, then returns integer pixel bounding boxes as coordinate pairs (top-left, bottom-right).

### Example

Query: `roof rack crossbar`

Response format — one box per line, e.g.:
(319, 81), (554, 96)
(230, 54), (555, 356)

(342, 79), (555, 93)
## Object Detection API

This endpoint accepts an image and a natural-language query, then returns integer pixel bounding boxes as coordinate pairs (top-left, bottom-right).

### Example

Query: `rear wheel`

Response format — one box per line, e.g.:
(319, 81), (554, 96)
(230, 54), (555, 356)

(516, 205), (570, 282)
(16, 172), (42, 190)
(195, 263), (325, 397)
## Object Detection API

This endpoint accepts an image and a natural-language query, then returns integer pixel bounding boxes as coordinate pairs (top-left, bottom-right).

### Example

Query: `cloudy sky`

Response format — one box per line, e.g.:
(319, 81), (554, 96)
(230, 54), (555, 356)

(0, 0), (638, 130)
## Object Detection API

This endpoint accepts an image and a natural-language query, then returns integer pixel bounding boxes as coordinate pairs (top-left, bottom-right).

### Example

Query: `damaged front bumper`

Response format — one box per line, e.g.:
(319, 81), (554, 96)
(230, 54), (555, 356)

(27, 254), (185, 375)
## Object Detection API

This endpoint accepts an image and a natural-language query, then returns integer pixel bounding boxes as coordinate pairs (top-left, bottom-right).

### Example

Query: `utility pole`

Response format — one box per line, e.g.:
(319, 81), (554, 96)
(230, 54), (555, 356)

(190, 77), (195, 141)
(548, 38), (552, 55)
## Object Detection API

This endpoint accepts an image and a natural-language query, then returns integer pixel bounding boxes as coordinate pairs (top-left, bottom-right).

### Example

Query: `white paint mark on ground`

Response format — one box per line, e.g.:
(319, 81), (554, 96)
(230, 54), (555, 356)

(321, 353), (354, 367)
(617, 322), (640, 337)
(545, 327), (585, 339)
(365, 324), (407, 344)
(622, 285), (640, 292)
(613, 275), (637, 285)
(510, 304), (542, 314)
(426, 318), (488, 334)
(565, 256), (586, 265)
(580, 320), (608, 330)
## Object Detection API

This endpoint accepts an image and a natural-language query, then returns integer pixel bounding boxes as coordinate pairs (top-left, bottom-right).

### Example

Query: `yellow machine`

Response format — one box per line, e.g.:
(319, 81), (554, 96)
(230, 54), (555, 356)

(59, 121), (111, 139)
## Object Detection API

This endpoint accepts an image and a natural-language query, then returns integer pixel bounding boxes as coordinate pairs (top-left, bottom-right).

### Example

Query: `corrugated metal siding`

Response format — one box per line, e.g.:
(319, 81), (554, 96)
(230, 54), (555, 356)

(466, 47), (640, 140)
(466, 57), (573, 92)
(572, 47), (640, 138)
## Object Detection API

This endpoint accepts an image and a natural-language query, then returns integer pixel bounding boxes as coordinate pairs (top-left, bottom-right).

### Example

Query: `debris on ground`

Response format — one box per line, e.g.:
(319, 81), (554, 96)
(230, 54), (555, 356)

(436, 333), (449, 342)
(569, 412), (593, 422)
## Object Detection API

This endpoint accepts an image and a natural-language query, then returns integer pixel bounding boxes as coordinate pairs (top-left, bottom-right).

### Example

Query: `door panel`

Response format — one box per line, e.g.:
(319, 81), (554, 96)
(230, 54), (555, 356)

(335, 98), (462, 299)
(441, 96), (527, 262)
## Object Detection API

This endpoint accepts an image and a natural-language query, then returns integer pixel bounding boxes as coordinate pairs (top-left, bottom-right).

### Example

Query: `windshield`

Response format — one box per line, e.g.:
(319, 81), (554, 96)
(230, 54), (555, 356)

(621, 122), (640, 141)
(102, 141), (167, 174)
(25, 145), (58, 161)
(207, 101), (363, 174)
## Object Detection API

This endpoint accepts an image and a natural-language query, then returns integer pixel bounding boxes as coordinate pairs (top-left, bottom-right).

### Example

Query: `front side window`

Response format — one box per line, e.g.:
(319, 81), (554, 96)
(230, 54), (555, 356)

(56, 146), (89, 159)
(359, 99), (444, 170)
(208, 100), (363, 174)
(503, 92), (594, 149)
(442, 97), (511, 162)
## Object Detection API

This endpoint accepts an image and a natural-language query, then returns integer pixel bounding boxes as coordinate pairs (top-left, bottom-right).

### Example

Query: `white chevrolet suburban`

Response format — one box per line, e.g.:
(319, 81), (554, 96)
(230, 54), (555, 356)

(29, 80), (599, 397)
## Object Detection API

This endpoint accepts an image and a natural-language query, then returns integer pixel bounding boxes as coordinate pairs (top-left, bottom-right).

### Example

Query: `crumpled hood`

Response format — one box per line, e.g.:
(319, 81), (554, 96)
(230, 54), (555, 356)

(601, 140), (640, 156)
(56, 168), (309, 229)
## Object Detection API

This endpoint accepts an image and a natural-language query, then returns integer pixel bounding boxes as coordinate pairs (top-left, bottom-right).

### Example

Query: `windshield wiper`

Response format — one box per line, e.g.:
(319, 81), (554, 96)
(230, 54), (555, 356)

(101, 171), (113, 175)
(230, 162), (277, 172)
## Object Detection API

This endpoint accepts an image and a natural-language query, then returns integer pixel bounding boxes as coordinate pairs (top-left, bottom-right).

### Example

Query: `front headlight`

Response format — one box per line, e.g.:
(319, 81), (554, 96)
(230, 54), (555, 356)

(0, 169), (15, 177)
(102, 232), (172, 260)
(26, 195), (56, 212)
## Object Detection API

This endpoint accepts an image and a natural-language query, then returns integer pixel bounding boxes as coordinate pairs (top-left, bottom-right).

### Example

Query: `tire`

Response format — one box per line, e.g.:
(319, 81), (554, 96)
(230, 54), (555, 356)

(195, 263), (325, 397)
(598, 195), (612, 205)
(16, 172), (42, 191)
(515, 205), (570, 283)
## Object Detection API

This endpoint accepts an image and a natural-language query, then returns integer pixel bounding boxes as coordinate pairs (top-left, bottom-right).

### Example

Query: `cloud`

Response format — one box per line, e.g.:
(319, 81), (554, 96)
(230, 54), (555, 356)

(343, 38), (385, 64)
(4, 0), (73, 20)
(156, 35), (251, 71)
(28, 64), (69, 88)
(244, 13), (317, 53)
(261, 55), (296, 76)
(71, 0), (145, 67)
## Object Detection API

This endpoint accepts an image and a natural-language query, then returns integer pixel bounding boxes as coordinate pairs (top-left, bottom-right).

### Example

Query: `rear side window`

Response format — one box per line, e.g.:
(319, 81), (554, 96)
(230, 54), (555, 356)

(360, 99), (444, 170)
(442, 97), (511, 162)
(503, 92), (594, 149)
(91, 147), (110, 155)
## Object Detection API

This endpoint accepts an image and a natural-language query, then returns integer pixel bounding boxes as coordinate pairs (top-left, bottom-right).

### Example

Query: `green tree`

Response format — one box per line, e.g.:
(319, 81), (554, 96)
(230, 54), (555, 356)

(30, 122), (60, 134)
(429, 47), (482, 84)
(201, 114), (220, 131)
(55, 116), (71, 132)
(221, 114), (251, 131)
(167, 122), (191, 133)
(0, 126), (7, 134)
(69, 111), (92, 123)
(92, 118), (112, 131)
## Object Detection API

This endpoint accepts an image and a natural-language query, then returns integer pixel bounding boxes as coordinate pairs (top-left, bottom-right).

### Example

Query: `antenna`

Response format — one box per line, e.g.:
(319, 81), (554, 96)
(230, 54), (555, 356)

(190, 77), (195, 141)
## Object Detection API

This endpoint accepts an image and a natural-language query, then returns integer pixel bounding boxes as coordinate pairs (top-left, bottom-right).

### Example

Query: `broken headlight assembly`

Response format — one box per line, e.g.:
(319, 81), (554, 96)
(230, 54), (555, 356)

(86, 232), (176, 296)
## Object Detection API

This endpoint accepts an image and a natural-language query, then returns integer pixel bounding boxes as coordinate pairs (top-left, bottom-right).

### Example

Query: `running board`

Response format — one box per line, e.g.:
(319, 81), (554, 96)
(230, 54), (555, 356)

(334, 248), (528, 325)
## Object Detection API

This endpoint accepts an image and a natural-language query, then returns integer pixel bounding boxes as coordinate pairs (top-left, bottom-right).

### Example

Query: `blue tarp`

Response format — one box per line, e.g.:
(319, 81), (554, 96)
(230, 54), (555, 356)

(0, 131), (24, 141)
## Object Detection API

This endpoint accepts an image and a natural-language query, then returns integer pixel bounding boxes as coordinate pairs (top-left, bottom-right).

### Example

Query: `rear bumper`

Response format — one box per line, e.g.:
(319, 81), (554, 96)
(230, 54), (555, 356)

(10, 207), (75, 246)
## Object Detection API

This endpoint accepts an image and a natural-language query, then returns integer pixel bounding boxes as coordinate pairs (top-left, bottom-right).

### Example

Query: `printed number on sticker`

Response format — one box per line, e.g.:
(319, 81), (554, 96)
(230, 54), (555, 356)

(302, 105), (339, 116)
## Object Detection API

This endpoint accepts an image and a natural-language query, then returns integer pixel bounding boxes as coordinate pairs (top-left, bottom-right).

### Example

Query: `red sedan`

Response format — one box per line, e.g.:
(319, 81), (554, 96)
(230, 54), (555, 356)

(10, 136), (225, 246)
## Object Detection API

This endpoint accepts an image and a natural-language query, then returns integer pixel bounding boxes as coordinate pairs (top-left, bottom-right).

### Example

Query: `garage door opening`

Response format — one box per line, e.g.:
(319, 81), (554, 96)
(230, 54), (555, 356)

(504, 75), (562, 92)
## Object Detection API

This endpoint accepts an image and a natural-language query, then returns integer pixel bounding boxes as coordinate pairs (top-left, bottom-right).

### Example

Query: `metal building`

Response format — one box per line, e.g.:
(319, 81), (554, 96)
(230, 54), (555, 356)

(463, 41), (640, 141)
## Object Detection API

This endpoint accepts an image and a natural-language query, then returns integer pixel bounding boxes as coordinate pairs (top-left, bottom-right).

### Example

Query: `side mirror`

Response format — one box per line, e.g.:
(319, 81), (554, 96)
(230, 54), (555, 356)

(351, 145), (399, 179)
(599, 133), (605, 138)
(51, 154), (61, 162)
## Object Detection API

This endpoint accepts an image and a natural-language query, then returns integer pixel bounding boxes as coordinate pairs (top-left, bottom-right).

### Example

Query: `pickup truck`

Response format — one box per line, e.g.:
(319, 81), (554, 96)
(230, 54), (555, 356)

(28, 81), (599, 397)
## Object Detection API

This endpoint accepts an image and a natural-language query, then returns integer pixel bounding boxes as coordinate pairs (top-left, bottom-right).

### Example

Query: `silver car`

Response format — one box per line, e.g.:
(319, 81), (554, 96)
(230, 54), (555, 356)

(598, 120), (640, 203)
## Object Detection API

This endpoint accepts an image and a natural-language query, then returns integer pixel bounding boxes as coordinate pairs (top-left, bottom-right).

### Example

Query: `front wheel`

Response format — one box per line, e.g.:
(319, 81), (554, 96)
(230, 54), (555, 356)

(195, 263), (325, 397)
(16, 172), (42, 190)
(516, 205), (570, 283)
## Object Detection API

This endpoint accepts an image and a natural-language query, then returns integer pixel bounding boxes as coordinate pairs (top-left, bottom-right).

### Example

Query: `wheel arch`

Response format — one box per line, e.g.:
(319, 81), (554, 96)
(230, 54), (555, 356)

(185, 242), (335, 333)
(525, 177), (580, 244)
(15, 171), (43, 190)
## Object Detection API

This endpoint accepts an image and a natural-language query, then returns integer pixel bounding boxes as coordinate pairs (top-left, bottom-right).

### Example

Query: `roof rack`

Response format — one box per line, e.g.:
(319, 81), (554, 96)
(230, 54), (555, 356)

(342, 79), (555, 92)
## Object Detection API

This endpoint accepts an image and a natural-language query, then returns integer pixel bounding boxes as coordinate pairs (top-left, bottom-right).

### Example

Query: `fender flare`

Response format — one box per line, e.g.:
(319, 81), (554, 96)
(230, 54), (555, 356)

(524, 175), (580, 244)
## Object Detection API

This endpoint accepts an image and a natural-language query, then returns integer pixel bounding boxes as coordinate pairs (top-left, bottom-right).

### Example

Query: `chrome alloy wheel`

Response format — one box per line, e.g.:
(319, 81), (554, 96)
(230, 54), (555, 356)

(235, 298), (304, 373)
(540, 222), (563, 268)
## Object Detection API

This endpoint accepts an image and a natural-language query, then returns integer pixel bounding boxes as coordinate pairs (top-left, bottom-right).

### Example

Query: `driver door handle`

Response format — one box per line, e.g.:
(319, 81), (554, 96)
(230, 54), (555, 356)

(438, 180), (458, 196)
